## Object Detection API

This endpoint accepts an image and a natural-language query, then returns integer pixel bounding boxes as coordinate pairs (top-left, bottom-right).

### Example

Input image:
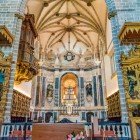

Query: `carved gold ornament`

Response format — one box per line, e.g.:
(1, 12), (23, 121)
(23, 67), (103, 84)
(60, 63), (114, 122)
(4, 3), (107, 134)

(120, 46), (140, 140)
(0, 25), (14, 45)
(130, 117), (140, 140)
(0, 51), (12, 123)
(14, 60), (39, 85)
(14, 14), (39, 84)
(119, 22), (140, 45)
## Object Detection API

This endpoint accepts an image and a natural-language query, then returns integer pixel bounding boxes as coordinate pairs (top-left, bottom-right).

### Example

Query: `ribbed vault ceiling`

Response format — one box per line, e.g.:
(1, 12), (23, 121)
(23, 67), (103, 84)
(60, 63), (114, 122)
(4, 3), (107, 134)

(27, 0), (107, 55)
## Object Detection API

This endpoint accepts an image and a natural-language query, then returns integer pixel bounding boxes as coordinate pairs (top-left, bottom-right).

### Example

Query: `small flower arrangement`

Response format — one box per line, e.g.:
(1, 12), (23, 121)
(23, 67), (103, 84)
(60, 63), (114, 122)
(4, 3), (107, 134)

(67, 131), (85, 140)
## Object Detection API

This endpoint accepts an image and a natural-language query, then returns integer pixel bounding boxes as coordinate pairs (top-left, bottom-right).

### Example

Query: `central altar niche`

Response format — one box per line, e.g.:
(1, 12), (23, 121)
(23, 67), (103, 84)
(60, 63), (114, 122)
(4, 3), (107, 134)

(61, 73), (78, 106)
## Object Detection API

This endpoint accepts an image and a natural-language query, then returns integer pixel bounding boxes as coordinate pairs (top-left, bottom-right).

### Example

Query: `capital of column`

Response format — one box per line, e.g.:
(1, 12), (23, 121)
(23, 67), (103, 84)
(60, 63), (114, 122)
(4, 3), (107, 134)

(15, 13), (25, 20)
(79, 69), (84, 77)
(108, 10), (117, 20)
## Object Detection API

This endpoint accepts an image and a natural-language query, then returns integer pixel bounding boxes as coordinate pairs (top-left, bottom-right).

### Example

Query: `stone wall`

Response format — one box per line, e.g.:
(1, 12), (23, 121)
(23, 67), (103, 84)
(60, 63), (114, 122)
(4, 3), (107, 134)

(105, 0), (140, 122)
(0, 0), (27, 122)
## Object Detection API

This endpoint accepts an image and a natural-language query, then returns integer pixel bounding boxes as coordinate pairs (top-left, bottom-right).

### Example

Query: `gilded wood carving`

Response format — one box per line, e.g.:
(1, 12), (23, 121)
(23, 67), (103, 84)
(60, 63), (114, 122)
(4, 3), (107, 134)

(0, 51), (12, 123)
(107, 91), (121, 120)
(14, 14), (38, 85)
(0, 25), (14, 45)
(130, 117), (140, 140)
(12, 90), (31, 117)
(118, 22), (140, 45)
(120, 46), (140, 139)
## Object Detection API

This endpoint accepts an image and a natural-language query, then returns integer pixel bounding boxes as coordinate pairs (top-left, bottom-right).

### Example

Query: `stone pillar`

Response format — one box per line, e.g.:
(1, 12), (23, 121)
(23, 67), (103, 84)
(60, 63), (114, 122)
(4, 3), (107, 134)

(0, 0), (27, 123)
(54, 71), (60, 107)
(79, 70), (85, 106)
(105, 0), (128, 122)
(93, 76), (97, 106)
(30, 77), (37, 108)
(41, 77), (46, 107)
(35, 76), (41, 107)
(98, 75), (104, 106)
(106, 0), (140, 123)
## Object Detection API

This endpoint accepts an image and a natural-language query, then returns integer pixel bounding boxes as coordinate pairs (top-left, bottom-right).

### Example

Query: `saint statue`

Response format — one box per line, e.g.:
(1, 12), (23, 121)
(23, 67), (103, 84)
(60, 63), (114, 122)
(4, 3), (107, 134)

(49, 116), (54, 123)
(86, 83), (92, 96)
(46, 84), (53, 103)
(128, 76), (137, 98)
(46, 84), (53, 98)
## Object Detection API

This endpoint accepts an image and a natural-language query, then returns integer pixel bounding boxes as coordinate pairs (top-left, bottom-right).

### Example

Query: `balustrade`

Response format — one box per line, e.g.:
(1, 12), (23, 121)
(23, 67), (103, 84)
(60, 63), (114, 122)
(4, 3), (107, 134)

(0, 122), (32, 139)
(84, 122), (131, 138)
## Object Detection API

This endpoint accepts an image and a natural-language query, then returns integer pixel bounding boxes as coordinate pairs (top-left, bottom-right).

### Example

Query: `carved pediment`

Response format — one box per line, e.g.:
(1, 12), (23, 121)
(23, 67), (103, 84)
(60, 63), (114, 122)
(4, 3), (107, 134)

(118, 22), (140, 45)
(0, 25), (14, 45)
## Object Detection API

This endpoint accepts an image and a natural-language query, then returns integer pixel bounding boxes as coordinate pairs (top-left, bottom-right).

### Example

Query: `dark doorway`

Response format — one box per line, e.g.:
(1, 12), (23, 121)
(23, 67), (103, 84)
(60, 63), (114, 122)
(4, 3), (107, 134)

(45, 112), (53, 123)
(86, 112), (94, 123)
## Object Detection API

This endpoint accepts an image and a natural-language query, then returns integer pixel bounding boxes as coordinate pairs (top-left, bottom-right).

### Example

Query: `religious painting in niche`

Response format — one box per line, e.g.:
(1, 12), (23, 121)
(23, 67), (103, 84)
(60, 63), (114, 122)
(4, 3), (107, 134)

(127, 70), (140, 99)
(35, 76), (40, 106)
(86, 83), (92, 102)
(46, 84), (53, 103)
(86, 83), (92, 96)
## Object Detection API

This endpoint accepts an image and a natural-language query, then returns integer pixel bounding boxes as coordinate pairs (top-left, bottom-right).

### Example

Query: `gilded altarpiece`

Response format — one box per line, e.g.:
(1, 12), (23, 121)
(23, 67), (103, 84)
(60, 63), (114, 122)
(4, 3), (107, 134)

(121, 46), (140, 140)
(0, 51), (12, 123)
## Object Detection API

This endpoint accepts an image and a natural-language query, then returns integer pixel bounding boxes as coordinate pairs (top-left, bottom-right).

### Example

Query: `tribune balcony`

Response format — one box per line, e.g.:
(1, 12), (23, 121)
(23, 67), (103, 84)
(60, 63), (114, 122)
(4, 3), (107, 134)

(14, 14), (39, 85)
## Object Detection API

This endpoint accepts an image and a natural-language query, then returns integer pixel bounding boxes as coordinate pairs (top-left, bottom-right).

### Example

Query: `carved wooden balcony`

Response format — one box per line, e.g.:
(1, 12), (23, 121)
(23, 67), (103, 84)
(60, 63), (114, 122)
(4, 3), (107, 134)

(0, 25), (14, 45)
(15, 14), (38, 85)
(15, 50), (39, 85)
(118, 22), (140, 45)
